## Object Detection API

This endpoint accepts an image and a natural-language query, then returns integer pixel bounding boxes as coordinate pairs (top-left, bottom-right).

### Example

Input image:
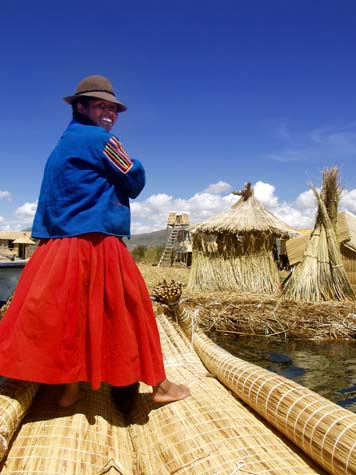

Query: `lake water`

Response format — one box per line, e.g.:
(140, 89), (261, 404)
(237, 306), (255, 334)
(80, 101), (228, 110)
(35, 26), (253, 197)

(209, 333), (356, 413)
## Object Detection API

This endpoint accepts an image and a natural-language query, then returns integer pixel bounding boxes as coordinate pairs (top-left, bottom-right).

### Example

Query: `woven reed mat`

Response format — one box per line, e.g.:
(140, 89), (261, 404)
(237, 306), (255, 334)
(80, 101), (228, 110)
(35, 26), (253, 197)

(128, 314), (326, 475)
(0, 383), (133, 475)
(0, 379), (38, 462)
(192, 330), (356, 475)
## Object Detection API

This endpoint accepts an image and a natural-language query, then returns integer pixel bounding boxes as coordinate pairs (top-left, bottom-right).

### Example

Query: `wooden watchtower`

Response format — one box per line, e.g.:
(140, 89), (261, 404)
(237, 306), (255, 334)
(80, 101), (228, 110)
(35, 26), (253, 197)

(157, 212), (192, 267)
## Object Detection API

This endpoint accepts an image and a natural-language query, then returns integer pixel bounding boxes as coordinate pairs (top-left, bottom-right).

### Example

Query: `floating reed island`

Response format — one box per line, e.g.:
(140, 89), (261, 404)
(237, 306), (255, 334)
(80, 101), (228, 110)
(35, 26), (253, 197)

(1, 281), (356, 474)
(139, 266), (356, 340)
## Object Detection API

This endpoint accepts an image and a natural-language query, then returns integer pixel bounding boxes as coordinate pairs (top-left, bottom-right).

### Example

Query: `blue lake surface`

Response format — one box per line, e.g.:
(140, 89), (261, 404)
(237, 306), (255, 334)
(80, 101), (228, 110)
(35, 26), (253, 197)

(209, 334), (356, 413)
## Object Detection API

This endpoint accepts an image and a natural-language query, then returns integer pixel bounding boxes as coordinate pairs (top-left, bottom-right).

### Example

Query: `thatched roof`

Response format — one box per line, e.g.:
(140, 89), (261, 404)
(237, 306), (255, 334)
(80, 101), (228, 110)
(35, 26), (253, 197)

(12, 234), (35, 245)
(0, 231), (33, 242)
(191, 184), (298, 239)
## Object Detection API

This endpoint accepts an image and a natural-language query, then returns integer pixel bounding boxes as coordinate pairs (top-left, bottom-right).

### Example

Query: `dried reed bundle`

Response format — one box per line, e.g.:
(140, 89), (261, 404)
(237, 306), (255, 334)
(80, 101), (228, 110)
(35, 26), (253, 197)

(321, 167), (340, 232)
(0, 384), (133, 475)
(283, 227), (321, 301)
(0, 379), (39, 462)
(283, 168), (355, 302)
(129, 311), (325, 474)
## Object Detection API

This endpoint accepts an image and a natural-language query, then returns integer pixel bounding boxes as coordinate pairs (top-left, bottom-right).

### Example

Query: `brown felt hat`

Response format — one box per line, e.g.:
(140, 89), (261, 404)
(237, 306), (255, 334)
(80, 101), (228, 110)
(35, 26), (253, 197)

(63, 75), (127, 112)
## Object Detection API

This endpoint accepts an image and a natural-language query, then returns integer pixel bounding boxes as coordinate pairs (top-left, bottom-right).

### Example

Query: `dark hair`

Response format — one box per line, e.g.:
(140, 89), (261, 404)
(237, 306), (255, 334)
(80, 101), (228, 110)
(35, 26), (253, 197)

(72, 97), (96, 125)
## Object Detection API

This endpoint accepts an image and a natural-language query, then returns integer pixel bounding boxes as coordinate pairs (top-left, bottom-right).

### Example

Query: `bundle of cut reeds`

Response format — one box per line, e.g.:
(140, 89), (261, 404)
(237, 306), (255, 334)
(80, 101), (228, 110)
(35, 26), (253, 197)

(283, 168), (355, 302)
(0, 379), (39, 462)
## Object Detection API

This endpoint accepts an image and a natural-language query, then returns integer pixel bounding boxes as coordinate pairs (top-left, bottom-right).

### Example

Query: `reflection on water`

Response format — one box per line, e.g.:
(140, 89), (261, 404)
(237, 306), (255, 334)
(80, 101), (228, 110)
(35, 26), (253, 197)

(209, 333), (356, 413)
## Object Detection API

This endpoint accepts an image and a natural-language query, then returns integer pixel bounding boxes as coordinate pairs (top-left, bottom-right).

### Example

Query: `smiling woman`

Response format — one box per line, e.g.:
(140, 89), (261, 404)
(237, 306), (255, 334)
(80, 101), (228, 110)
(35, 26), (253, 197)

(0, 74), (190, 409)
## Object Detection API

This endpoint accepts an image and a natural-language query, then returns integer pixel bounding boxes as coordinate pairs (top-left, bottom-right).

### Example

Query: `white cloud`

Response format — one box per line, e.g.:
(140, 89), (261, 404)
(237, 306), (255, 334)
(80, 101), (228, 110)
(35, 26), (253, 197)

(130, 180), (327, 233)
(295, 189), (317, 209)
(0, 201), (38, 231)
(254, 181), (278, 208)
(2, 181), (356, 235)
(340, 189), (356, 214)
(273, 202), (317, 229)
(202, 181), (232, 195)
(145, 193), (173, 208)
(0, 191), (11, 201)
(269, 122), (356, 163)
(309, 126), (356, 154)
(15, 201), (37, 221)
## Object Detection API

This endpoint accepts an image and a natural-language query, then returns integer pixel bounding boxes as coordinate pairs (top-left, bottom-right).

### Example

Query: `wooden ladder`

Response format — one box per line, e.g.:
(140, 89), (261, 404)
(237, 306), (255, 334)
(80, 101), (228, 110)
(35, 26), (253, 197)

(157, 227), (179, 267)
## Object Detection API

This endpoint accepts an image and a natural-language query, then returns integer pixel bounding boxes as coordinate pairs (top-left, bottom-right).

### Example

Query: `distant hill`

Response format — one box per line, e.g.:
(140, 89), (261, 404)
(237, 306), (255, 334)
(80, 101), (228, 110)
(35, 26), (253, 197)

(123, 228), (168, 251)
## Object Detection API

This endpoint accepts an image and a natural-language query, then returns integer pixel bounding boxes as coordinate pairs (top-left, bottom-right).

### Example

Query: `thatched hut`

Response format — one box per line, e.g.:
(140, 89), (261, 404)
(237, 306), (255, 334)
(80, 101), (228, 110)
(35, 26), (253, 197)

(187, 183), (297, 293)
(282, 167), (355, 302)
(0, 232), (36, 260)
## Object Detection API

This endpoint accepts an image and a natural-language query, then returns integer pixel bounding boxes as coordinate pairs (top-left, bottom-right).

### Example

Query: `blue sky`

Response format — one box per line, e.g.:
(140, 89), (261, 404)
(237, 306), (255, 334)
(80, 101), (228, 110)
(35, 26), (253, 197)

(1, 1), (356, 233)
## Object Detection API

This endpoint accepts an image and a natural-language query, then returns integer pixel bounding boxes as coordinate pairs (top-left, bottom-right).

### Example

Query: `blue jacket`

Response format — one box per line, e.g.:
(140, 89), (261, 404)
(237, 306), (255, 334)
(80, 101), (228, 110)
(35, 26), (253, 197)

(32, 120), (145, 238)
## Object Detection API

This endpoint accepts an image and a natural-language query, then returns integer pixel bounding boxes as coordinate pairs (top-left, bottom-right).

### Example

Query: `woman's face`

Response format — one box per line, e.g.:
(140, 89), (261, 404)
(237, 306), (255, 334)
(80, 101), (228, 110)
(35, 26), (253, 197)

(76, 99), (119, 131)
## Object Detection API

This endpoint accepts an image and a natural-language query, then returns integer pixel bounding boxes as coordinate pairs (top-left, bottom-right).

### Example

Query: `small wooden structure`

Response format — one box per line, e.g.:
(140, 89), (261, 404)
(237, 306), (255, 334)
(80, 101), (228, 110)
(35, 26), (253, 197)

(188, 183), (297, 293)
(157, 212), (191, 267)
(0, 232), (35, 260)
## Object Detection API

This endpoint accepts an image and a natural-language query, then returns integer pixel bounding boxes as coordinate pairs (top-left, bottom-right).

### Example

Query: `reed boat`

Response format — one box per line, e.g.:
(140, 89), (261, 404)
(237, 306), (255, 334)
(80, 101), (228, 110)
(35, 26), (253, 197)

(0, 282), (355, 474)
(0, 260), (27, 306)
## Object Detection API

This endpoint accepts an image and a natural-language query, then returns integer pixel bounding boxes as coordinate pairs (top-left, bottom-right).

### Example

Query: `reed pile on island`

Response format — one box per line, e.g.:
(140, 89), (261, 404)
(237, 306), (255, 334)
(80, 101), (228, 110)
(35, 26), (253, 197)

(282, 167), (355, 302)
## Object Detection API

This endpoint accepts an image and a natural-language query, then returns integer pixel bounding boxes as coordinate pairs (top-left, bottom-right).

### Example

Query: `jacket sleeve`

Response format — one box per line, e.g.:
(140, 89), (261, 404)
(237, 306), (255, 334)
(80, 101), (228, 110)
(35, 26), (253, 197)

(100, 135), (145, 199)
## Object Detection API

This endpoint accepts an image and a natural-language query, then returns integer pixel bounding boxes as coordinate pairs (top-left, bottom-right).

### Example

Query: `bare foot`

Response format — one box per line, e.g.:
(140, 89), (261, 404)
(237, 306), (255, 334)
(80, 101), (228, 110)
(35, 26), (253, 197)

(152, 379), (190, 404)
(58, 383), (85, 408)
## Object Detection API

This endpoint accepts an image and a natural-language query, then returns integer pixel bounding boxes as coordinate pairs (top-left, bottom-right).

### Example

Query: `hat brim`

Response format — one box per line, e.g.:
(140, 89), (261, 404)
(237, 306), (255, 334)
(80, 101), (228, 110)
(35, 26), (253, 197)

(63, 91), (127, 112)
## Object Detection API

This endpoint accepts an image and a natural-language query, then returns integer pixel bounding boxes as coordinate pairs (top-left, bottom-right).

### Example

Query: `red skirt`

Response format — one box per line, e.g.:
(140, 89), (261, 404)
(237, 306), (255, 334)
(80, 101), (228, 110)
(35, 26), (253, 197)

(0, 234), (166, 389)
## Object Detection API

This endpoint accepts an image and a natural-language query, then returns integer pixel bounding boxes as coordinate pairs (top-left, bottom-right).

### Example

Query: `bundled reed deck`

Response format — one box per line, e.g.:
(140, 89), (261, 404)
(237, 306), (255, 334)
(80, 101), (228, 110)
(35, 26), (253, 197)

(0, 384), (133, 474)
(129, 311), (326, 474)
(0, 379), (38, 462)
(0, 312), (328, 475)
(1, 280), (355, 473)
(164, 300), (356, 475)
(191, 329), (356, 475)
(152, 279), (356, 475)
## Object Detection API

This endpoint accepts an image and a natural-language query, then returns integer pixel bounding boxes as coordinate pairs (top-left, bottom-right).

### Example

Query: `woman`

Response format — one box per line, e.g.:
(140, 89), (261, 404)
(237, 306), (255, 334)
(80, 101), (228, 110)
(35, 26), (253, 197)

(0, 75), (190, 408)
